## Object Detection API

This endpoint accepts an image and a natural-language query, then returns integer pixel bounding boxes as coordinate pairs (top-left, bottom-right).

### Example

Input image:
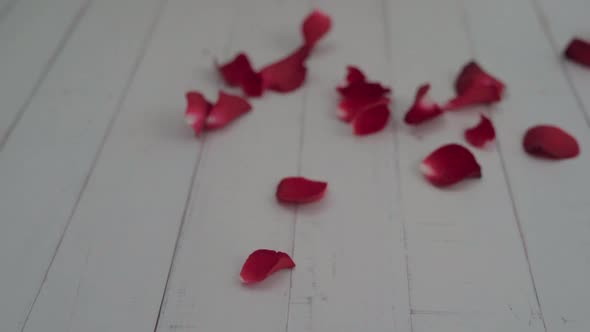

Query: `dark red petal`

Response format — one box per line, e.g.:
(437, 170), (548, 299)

(276, 176), (328, 204)
(206, 91), (252, 129)
(523, 125), (580, 159)
(564, 38), (590, 68)
(240, 249), (295, 284)
(445, 61), (505, 111)
(338, 96), (390, 122)
(218, 53), (256, 86)
(260, 46), (310, 93)
(404, 83), (443, 125)
(346, 66), (366, 84)
(185, 91), (211, 136)
(421, 144), (482, 187)
(352, 104), (391, 136)
(240, 71), (264, 97)
(464, 115), (496, 148)
(337, 80), (391, 98)
(302, 9), (332, 47)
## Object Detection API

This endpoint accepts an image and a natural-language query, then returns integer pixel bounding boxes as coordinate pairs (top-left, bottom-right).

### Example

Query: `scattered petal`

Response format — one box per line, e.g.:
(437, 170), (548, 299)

(240, 70), (264, 97)
(276, 176), (328, 204)
(564, 38), (590, 68)
(218, 53), (264, 97)
(444, 61), (505, 111)
(260, 46), (310, 93)
(346, 66), (366, 84)
(240, 249), (295, 284)
(337, 80), (390, 98)
(185, 91), (211, 136)
(352, 104), (391, 135)
(421, 144), (482, 187)
(338, 96), (390, 122)
(464, 115), (495, 148)
(523, 125), (580, 159)
(302, 9), (332, 47)
(404, 83), (443, 125)
(206, 91), (252, 129)
(336, 69), (391, 123)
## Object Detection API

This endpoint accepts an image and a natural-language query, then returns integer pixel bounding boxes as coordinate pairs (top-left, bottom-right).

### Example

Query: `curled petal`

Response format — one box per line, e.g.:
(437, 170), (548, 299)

(240, 249), (295, 284)
(346, 66), (366, 84)
(523, 125), (580, 159)
(337, 80), (391, 98)
(445, 61), (505, 110)
(260, 46), (310, 93)
(206, 91), (252, 130)
(338, 96), (390, 122)
(302, 9), (332, 47)
(404, 83), (443, 125)
(218, 53), (255, 86)
(464, 115), (496, 148)
(276, 176), (327, 204)
(352, 104), (391, 136)
(421, 144), (482, 187)
(564, 38), (590, 68)
(240, 71), (264, 97)
(185, 91), (211, 136)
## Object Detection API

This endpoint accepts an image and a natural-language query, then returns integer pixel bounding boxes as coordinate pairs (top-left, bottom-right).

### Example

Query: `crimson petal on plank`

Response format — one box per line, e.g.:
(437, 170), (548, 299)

(337, 80), (390, 98)
(276, 176), (328, 204)
(240, 249), (295, 284)
(465, 115), (495, 148)
(218, 53), (264, 97)
(421, 144), (482, 187)
(352, 104), (391, 136)
(302, 9), (332, 48)
(185, 91), (211, 136)
(206, 91), (252, 130)
(444, 61), (505, 111)
(404, 83), (443, 125)
(260, 46), (310, 93)
(523, 125), (580, 159)
(346, 66), (365, 84)
(338, 96), (390, 122)
(564, 38), (590, 68)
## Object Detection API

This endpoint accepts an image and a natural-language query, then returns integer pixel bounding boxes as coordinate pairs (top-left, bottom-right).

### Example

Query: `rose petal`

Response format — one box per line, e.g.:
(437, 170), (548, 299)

(260, 46), (310, 93)
(564, 38), (590, 68)
(240, 70), (264, 97)
(185, 91), (211, 136)
(206, 91), (252, 129)
(302, 9), (332, 48)
(444, 61), (505, 111)
(337, 80), (391, 98)
(352, 104), (391, 136)
(346, 66), (366, 84)
(523, 125), (580, 159)
(338, 96), (390, 122)
(464, 115), (496, 148)
(240, 249), (295, 284)
(421, 144), (482, 187)
(404, 83), (443, 125)
(276, 176), (328, 204)
(217, 53), (264, 97)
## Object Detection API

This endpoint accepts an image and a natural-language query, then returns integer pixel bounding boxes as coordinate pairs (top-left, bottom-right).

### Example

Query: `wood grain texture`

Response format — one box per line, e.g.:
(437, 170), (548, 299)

(154, 0), (309, 331)
(462, 0), (590, 330)
(0, 0), (164, 330)
(0, 0), (90, 146)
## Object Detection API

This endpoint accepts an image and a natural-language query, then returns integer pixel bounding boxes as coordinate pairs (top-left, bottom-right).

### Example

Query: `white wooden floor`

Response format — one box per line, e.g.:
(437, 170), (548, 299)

(1, 0), (590, 331)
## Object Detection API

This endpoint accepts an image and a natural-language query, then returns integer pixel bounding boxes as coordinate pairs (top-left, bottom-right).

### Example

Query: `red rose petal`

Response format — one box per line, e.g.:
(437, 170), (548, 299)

(206, 91), (252, 130)
(352, 104), (391, 136)
(302, 9), (332, 48)
(240, 70), (264, 97)
(337, 80), (391, 98)
(240, 249), (295, 284)
(444, 61), (505, 111)
(421, 144), (482, 187)
(346, 66), (366, 84)
(218, 53), (264, 97)
(464, 115), (496, 148)
(338, 96), (390, 122)
(564, 38), (590, 68)
(185, 91), (211, 136)
(404, 83), (443, 125)
(260, 46), (310, 93)
(276, 176), (328, 204)
(523, 125), (580, 159)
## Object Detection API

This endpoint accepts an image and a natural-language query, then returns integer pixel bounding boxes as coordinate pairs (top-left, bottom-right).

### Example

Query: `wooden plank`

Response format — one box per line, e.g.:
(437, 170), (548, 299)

(0, 0), (18, 22)
(462, 0), (590, 330)
(21, 0), (241, 331)
(533, 0), (590, 122)
(154, 1), (311, 331)
(286, 1), (411, 331)
(0, 0), (90, 146)
(385, 0), (545, 330)
(0, 0), (164, 330)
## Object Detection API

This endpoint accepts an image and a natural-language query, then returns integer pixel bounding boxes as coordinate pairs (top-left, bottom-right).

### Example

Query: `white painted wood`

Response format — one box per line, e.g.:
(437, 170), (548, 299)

(0, 0), (18, 22)
(533, 0), (590, 121)
(0, 0), (89, 146)
(286, 1), (411, 331)
(21, 0), (240, 331)
(385, 0), (545, 330)
(154, 1), (310, 331)
(0, 0), (164, 330)
(462, 0), (590, 331)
